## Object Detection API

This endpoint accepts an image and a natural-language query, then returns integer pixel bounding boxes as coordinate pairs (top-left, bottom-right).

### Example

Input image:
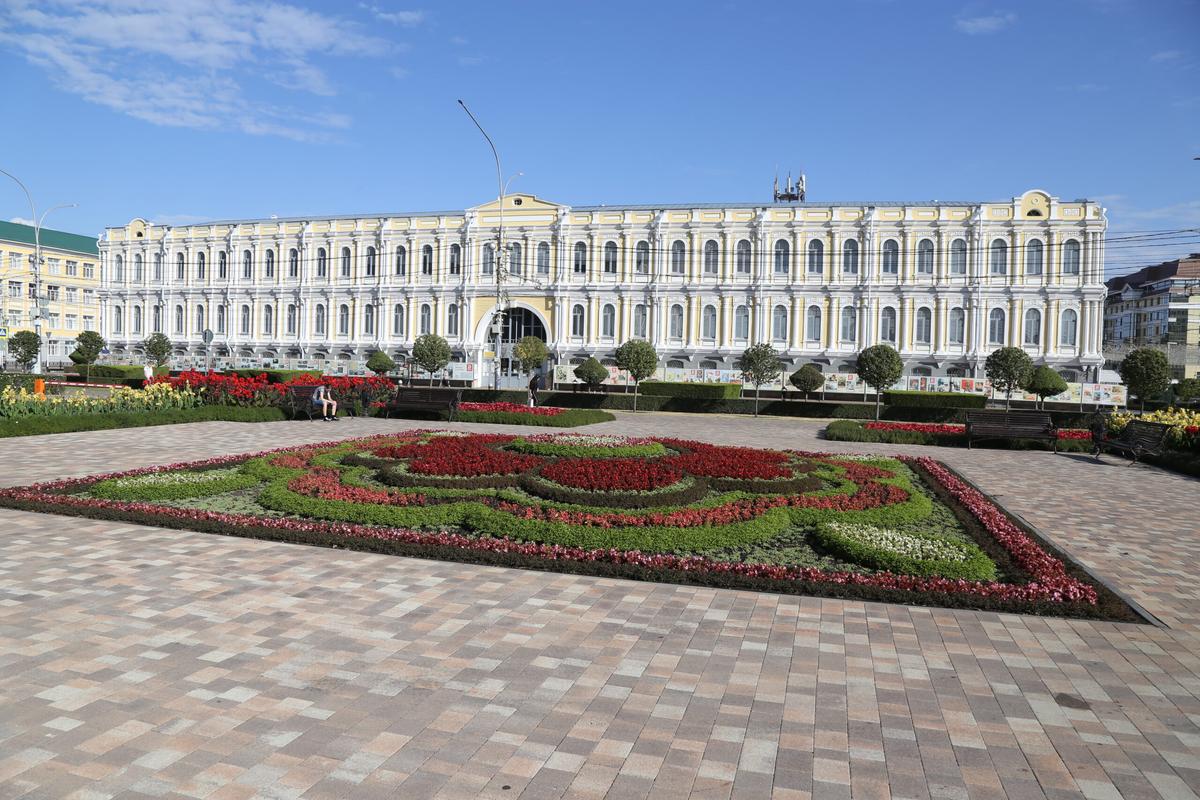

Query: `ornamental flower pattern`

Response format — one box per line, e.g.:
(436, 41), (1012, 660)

(864, 421), (1091, 440)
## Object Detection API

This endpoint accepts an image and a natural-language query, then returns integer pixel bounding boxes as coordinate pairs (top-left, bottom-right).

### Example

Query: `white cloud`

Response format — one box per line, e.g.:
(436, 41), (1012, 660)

(1151, 49), (1182, 63)
(9, 217), (36, 226)
(359, 4), (426, 26)
(0, 0), (397, 141)
(955, 11), (1017, 34)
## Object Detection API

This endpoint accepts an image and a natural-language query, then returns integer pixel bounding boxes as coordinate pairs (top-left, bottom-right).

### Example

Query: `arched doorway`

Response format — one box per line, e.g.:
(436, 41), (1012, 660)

(492, 306), (548, 387)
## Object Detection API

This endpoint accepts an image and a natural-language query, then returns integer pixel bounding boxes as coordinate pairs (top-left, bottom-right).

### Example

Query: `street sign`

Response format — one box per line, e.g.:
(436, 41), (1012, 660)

(0, 326), (7, 339)
(202, 328), (214, 345)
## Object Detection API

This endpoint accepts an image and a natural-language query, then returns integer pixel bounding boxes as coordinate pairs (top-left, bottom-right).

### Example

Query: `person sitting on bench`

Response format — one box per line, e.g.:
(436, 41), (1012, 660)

(311, 384), (339, 421)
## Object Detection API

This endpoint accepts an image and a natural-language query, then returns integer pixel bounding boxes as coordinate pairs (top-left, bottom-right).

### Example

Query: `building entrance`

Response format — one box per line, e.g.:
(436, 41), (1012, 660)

(492, 307), (548, 387)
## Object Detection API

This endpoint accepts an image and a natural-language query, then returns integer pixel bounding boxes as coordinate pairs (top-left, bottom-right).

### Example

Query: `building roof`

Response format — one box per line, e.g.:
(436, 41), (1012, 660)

(1105, 254), (1200, 293)
(0, 220), (99, 256)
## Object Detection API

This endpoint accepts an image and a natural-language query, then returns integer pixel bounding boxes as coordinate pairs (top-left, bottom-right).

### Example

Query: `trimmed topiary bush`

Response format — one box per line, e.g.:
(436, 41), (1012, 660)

(638, 381), (741, 399)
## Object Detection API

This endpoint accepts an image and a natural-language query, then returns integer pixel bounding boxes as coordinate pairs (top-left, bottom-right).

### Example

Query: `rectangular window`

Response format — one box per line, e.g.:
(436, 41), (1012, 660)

(66, 314), (78, 330)
(83, 289), (96, 305)
(47, 258), (61, 275)
(46, 285), (60, 301)
(48, 312), (61, 328)
(7, 281), (19, 298)
(65, 287), (78, 303)
(66, 260), (78, 276)
(83, 263), (95, 279)
(83, 314), (94, 330)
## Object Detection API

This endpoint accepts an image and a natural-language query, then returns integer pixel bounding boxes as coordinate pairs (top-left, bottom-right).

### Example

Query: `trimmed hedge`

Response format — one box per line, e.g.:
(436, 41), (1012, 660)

(638, 381), (742, 399)
(884, 390), (986, 409)
(0, 373), (37, 391)
(823, 420), (1092, 452)
(228, 369), (323, 383)
(74, 364), (169, 380)
(0, 405), (287, 438)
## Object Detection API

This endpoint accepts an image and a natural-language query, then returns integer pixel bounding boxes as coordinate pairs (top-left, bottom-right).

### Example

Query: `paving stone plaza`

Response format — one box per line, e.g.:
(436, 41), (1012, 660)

(0, 414), (1197, 799)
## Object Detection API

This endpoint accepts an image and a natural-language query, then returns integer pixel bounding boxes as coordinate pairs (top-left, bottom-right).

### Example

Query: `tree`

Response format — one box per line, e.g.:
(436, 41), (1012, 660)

(8, 330), (40, 371)
(789, 364), (824, 400)
(512, 336), (549, 375)
(614, 339), (658, 411)
(1025, 366), (1068, 410)
(1174, 377), (1200, 405)
(1119, 347), (1171, 410)
(366, 350), (396, 375)
(71, 330), (105, 380)
(984, 347), (1034, 410)
(573, 357), (608, 392)
(856, 344), (904, 420)
(142, 333), (173, 369)
(411, 334), (452, 385)
(736, 343), (783, 417)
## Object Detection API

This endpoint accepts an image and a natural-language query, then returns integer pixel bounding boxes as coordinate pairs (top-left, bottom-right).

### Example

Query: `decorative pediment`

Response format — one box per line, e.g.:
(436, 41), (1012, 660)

(470, 194), (564, 214)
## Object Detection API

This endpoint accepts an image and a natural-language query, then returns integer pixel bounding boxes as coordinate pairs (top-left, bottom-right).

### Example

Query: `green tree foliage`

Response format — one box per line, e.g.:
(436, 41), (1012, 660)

(411, 334), (452, 385)
(984, 347), (1034, 410)
(366, 350), (397, 375)
(71, 330), (105, 379)
(789, 364), (825, 399)
(736, 343), (783, 417)
(142, 333), (173, 368)
(1119, 348), (1172, 410)
(573, 357), (608, 392)
(613, 339), (659, 411)
(1025, 365), (1068, 409)
(8, 330), (41, 371)
(512, 336), (550, 375)
(1174, 377), (1200, 404)
(856, 344), (904, 420)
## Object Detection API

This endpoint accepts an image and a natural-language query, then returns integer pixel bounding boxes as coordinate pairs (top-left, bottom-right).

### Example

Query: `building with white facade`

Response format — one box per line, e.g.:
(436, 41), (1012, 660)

(1104, 253), (1200, 379)
(97, 189), (1107, 384)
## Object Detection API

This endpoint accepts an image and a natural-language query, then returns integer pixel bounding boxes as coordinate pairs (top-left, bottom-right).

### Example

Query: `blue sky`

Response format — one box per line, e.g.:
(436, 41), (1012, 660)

(0, 0), (1197, 274)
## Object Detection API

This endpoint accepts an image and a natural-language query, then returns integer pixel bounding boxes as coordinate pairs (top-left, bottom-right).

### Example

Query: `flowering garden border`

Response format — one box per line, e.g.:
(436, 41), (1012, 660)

(0, 432), (1144, 622)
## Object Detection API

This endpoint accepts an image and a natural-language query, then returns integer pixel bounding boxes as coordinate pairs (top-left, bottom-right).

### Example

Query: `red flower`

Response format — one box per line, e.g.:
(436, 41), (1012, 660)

(541, 458), (682, 491)
(458, 402), (566, 417)
(661, 441), (791, 480)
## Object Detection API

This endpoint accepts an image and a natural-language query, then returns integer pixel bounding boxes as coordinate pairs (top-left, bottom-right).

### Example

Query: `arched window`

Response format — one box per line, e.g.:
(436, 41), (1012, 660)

(394, 246), (406, 276)
(314, 304), (326, 336)
(949, 307), (965, 345)
(669, 304), (684, 339)
(114, 254), (125, 282)
(843, 239), (859, 274)
(152, 305), (162, 333)
(174, 305), (184, 334)
(289, 249), (299, 278)
(421, 244), (433, 276)
(340, 247), (351, 277)
(197, 252), (205, 280)
(449, 243), (461, 275)
(264, 249), (273, 278)
(133, 254), (144, 283)
(242, 250), (252, 279)
(1025, 239), (1043, 275)
(482, 243), (494, 275)
(635, 241), (650, 274)
(1061, 308), (1078, 347)
(392, 304), (405, 336)
(365, 246), (377, 277)
(176, 253), (185, 280)
(916, 307), (932, 344)
(419, 303), (431, 334)
(603, 242), (618, 274)
(1024, 308), (1042, 345)
(1062, 239), (1081, 275)
(447, 304), (459, 336)
(573, 242), (587, 274)
(218, 251), (227, 279)
(734, 305), (749, 340)
(240, 305), (251, 335)
(917, 239), (934, 274)
(338, 304), (350, 335)
(840, 306), (857, 342)
(508, 242), (522, 276)
(773, 239), (790, 274)
(284, 304), (296, 335)
(262, 304), (273, 335)
(704, 240), (719, 274)
(805, 306), (822, 341)
(882, 240), (899, 274)
(670, 240), (686, 274)
(537, 242), (550, 274)
(808, 239), (824, 274)
(990, 238), (1008, 275)
(113, 306), (123, 334)
(571, 304), (585, 337)
(950, 238), (967, 275)
(133, 305), (143, 334)
(214, 304), (224, 334)
(602, 303), (616, 338)
(633, 304), (647, 338)
(360, 303), (373, 335)
(988, 308), (1006, 345)
(736, 240), (752, 274)
(317, 248), (327, 278)
(880, 307), (897, 343)
(195, 304), (205, 333)
(772, 305), (788, 342)
(153, 253), (162, 282)
(702, 305), (717, 340)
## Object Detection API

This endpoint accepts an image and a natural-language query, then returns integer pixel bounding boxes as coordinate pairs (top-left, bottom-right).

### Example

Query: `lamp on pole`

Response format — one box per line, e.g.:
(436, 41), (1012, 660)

(1, 167), (76, 374)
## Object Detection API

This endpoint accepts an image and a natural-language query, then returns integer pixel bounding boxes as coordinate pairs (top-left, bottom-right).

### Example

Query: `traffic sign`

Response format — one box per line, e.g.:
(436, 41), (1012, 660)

(202, 328), (214, 345)
(0, 326), (7, 339)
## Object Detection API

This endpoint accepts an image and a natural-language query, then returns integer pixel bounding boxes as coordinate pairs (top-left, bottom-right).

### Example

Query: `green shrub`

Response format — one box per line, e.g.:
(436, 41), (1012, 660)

(89, 467), (261, 501)
(813, 522), (996, 581)
(823, 419), (1092, 452)
(638, 381), (742, 399)
(228, 369), (322, 383)
(883, 390), (986, 409)
(0, 405), (286, 438)
(0, 373), (37, 391)
(75, 364), (169, 381)
(454, 409), (615, 427)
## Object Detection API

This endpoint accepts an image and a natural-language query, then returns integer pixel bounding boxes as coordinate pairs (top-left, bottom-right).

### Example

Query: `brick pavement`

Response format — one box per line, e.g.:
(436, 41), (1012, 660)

(0, 413), (1197, 799)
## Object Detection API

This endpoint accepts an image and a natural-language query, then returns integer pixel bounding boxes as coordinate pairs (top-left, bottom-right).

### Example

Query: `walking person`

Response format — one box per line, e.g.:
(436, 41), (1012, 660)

(528, 372), (540, 408)
(1090, 409), (1109, 461)
(311, 384), (339, 421)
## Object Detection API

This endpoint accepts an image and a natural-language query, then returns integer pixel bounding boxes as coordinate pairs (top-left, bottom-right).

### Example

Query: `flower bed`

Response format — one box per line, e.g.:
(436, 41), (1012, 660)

(458, 401), (565, 417)
(0, 431), (1140, 620)
(864, 421), (1089, 439)
(826, 420), (1092, 450)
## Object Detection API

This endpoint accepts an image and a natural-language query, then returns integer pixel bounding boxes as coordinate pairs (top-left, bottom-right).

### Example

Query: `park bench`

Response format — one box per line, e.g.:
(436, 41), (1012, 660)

(965, 409), (1058, 451)
(384, 387), (462, 421)
(1100, 419), (1171, 464)
(283, 385), (324, 420)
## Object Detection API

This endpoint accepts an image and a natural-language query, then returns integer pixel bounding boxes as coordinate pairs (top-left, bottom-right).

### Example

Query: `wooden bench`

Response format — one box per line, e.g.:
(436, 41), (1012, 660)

(282, 385), (325, 420)
(384, 387), (462, 421)
(965, 410), (1058, 452)
(1100, 419), (1171, 464)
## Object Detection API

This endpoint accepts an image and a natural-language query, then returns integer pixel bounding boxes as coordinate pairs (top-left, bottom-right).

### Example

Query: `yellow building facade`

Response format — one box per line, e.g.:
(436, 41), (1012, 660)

(0, 220), (100, 367)
(98, 190), (1108, 383)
